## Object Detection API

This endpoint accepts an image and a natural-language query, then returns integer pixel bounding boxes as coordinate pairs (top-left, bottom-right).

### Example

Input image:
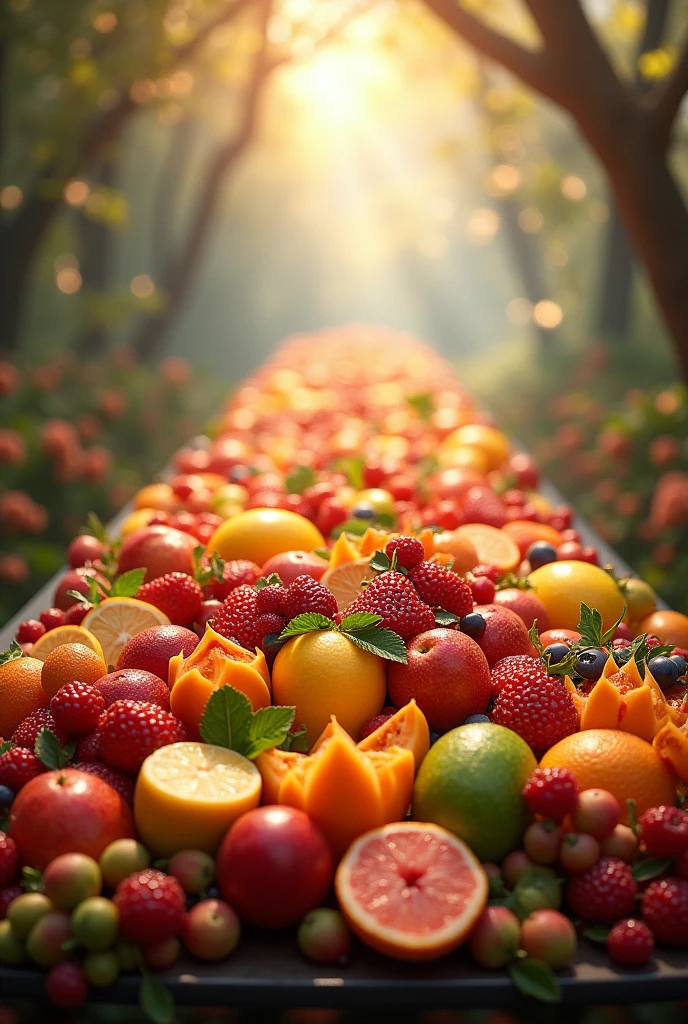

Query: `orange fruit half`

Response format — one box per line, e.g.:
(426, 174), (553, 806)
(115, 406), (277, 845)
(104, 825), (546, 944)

(335, 821), (487, 961)
(82, 597), (171, 670)
(454, 524), (520, 572)
(31, 625), (104, 663)
(320, 559), (375, 612)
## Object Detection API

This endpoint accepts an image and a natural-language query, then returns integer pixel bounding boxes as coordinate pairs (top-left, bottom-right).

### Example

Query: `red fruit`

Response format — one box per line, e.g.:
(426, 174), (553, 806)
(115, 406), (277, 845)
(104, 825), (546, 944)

(384, 536), (425, 570)
(358, 712), (395, 740)
(16, 620), (45, 644)
(0, 833), (19, 886)
(100, 700), (186, 774)
(559, 833), (600, 874)
(345, 572), (435, 642)
(572, 789), (620, 840)
(67, 534), (106, 569)
(284, 575), (337, 623)
(0, 884), (22, 918)
(75, 728), (104, 763)
(473, 564), (501, 582)
(470, 576), (496, 604)
(522, 766), (579, 823)
(255, 583), (288, 615)
(316, 497), (348, 536)
(212, 585), (261, 650)
(51, 682), (105, 735)
(95, 669), (170, 711)
(12, 708), (70, 748)
(494, 589), (551, 633)
(182, 898), (241, 961)
(491, 658), (579, 751)
(600, 825), (638, 864)
(255, 613), (284, 641)
(461, 486), (508, 529)
(566, 857), (637, 923)
(9, 768), (135, 869)
(143, 936), (181, 970)
(639, 805), (688, 859)
(519, 909), (576, 969)
(430, 500), (463, 530)
(116, 625), (199, 683)
(557, 541), (585, 561)
(523, 821), (562, 865)
(114, 869), (186, 944)
(54, 567), (108, 611)
(72, 762), (135, 805)
(501, 850), (534, 888)
(387, 628), (491, 732)
(117, 525), (197, 583)
(261, 550), (329, 586)
(137, 572), (203, 626)
(216, 806), (333, 928)
(46, 962), (89, 1008)
(468, 905), (521, 968)
(607, 918), (654, 966)
(473, 604), (534, 667)
(64, 603), (89, 626)
(677, 849), (688, 881)
(641, 877), (688, 945)
(205, 559), (262, 601)
(0, 747), (44, 791)
(407, 561), (473, 617)
(509, 453), (539, 490)
(39, 608), (67, 632)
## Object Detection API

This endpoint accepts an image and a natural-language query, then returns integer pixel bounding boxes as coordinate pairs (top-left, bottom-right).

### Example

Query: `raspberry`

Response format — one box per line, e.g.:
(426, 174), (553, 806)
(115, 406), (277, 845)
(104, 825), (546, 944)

(0, 748), (44, 791)
(470, 576), (496, 604)
(0, 884), (22, 918)
(522, 766), (580, 823)
(255, 583), (288, 615)
(639, 805), (688, 859)
(51, 681), (105, 735)
(137, 572), (203, 626)
(64, 603), (89, 625)
(11, 708), (70, 748)
(284, 576), (338, 623)
(15, 619), (45, 644)
(75, 726), (104, 763)
(100, 700), (186, 774)
(206, 559), (262, 600)
(72, 762), (135, 805)
(212, 585), (261, 650)
(607, 918), (654, 966)
(39, 607), (66, 631)
(490, 660), (579, 751)
(46, 962), (89, 1009)
(345, 571), (436, 641)
(383, 536), (425, 570)
(255, 613), (284, 641)
(0, 833), (19, 886)
(407, 561), (473, 616)
(566, 857), (637, 923)
(114, 869), (186, 944)
(642, 877), (688, 945)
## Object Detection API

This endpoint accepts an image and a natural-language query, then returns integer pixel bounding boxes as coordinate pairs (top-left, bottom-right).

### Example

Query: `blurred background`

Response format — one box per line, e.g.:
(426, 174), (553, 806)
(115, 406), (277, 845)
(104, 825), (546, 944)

(1, 0), (688, 623)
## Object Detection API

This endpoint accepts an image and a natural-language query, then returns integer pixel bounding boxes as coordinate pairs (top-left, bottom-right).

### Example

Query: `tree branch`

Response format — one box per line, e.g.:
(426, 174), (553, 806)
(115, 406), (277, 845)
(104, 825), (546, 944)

(649, 32), (688, 148)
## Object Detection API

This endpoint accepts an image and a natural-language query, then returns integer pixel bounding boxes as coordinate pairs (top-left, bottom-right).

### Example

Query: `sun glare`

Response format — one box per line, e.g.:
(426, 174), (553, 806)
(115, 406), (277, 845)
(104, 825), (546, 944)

(279, 46), (392, 126)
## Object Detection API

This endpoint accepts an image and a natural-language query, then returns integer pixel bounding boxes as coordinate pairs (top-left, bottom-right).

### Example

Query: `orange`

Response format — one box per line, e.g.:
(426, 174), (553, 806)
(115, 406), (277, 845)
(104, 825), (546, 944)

(82, 597), (171, 669)
(454, 524), (520, 572)
(134, 742), (262, 856)
(31, 625), (104, 663)
(0, 657), (48, 738)
(133, 483), (180, 513)
(327, 532), (361, 569)
(431, 531), (479, 576)
(320, 559), (375, 612)
(442, 425), (510, 471)
(41, 643), (108, 700)
(503, 520), (564, 559)
(117, 508), (159, 537)
(437, 445), (490, 474)
(540, 729), (677, 819)
(335, 822), (488, 961)
(528, 560), (625, 632)
(207, 508), (324, 567)
(637, 610), (688, 648)
(271, 631), (386, 745)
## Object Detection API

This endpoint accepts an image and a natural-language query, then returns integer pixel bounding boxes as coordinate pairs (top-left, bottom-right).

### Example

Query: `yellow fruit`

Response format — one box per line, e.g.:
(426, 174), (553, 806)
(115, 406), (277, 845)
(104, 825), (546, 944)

(454, 524), (520, 572)
(210, 483), (248, 511)
(271, 631), (387, 745)
(132, 483), (179, 513)
(31, 625), (104, 663)
(622, 578), (657, 624)
(437, 445), (490, 475)
(443, 425), (510, 471)
(355, 489), (395, 518)
(328, 533), (361, 569)
(528, 560), (625, 632)
(82, 598), (171, 670)
(117, 509), (159, 538)
(320, 559), (376, 612)
(134, 742), (261, 856)
(41, 643), (107, 700)
(206, 508), (324, 566)
(0, 657), (47, 738)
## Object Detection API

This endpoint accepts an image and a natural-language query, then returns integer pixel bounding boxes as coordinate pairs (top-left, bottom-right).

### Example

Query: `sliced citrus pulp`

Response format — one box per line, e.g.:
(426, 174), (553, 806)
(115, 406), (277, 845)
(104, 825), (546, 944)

(453, 524), (520, 572)
(31, 625), (104, 663)
(320, 558), (376, 612)
(335, 821), (487, 961)
(82, 597), (170, 669)
(134, 741), (262, 856)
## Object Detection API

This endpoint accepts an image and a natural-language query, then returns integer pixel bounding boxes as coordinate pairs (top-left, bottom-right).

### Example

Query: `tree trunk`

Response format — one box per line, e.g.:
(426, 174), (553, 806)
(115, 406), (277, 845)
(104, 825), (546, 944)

(75, 157), (117, 357)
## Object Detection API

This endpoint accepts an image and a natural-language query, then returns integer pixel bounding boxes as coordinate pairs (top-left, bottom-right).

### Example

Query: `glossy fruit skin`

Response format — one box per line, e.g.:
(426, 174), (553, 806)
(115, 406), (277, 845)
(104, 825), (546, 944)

(491, 661), (579, 752)
(526, 542), (557, 570)
(99, 839), (150, 889)
(493, 589), (551, 633)
(116, 626), (199, 683)
(54, 567), (108, 610)
(639, 806), (688, 858)
(473, 604), (533, 667)
(566, 857), (636, 923)
(95, 669), (171, 711)
(168, 850), (215, 895)
(7, 892), (52, 939)
(68, 534), (106, 569)
(45, 961), (89, 1008)
(84, 950), (120, 987)
(519, 909), (576, 969)
(575, 648), (608, 681)
(559, 833), (600, 874)
(460, 613), (486, 639)
(114, 869), (186, 944)
(298, 908), (351, 965)
(143, 936), (181, 970)
(468, 906), (520, 968)
(8, 769), (135, 870)
(648, 657), (679, 689)
(572, 789), (620, 839)
(523, 822), (562, 865)
(501, 851), (534, 889)
(522, 766), (579, 823)
(71, 896), (120, 951)
(42, 853), (102, 910)
(26, 910), (73, 967)
(100, 699), (186, 774)
(607, 918), (654, 966)
(528, 561), (625, 633)
(117, 525), (197, 583)
(600, 825), (638, 864)
(51, 681), (105, 735)
(543, 642), (570, 665)
(216, 806), (334, 928)
(641, 877), (688, 945)
(182, 899), (241, 961)
(260, 550), (329, 586)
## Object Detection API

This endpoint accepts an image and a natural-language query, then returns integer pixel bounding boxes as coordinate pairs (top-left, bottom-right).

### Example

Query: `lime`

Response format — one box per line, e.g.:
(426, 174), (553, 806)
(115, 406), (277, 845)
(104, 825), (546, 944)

(413, 722), (536, 862)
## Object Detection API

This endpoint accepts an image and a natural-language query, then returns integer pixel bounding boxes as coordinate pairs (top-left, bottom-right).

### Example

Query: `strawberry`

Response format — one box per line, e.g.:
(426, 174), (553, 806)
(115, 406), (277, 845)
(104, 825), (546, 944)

(100, 700), (186, 774)
(72, 762), (135, 805)
(0, 834), (18, 887)
(15, 620), (45, 644)
(461, 486), (508, 528)
(137, 572), (203, 626)
(284, 576), (337, 623)
(51, 682), (105, 735)
(642, 877), (688, 945)
(11, 708), (70, 749)
(212, 585), (261, 650)
(206, 559), (262, 601)
(0, 748), (45, 791)
(255, 583), (288, 615)
(407, 561), (473, 616)
(255, 613), (285, 642)
(114, 869), (186, 944)
(74, 725), (104, 763)
(490, 657), (579, 751)
(345, 572), (435, 641)
(383, 536), (425, 570)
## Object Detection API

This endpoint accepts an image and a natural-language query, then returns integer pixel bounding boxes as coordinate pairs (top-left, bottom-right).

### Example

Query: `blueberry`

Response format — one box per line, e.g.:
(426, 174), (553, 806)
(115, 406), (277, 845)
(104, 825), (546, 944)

(351, 503), (375, 521)
(429, 732), (441, 746)
(648, 656), (680, 689)
(574, 647), (608, 680)
(206, 885), (221, 899)
(464, 714), (490, 725)
(0, 786), (14, 811)
(460, 612), (486, 639)
(527, 541), (558, 570)
(544, 642), (570, 665)
(671, 655), (687, 679)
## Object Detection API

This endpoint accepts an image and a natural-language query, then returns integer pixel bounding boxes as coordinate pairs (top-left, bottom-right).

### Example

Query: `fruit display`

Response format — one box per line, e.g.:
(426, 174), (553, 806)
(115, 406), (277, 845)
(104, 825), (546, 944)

(2, 328), (688, 1012)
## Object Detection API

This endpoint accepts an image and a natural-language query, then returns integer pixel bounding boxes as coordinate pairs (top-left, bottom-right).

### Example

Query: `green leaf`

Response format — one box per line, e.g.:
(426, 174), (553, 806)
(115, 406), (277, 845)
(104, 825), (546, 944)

(434, 609), (458, 626)
(331, 519), (371, 539)
(632, 857), (673, 882)
(278, 723), (310, 752)
(0, 641), (24, 667)
(488, 875), (509, 899)
(583, 925), (611, 943)
(601, 606), (628, 646)
(342, 626), (407, 664)
(285, 464), (317, 495)
(333, 456), (365, 491)
(369, 550), (392, 574)
(0, 741), (13, 756)
(509, 958), (561, 1003)
(647, 644), (676, 661)
(243, 706), (296, 760)
(627, 798), (639, 835)
(139, 970), (175, 1024)
(529, 622), (545, 655)
(339, 612), (383, 632)
(65, 588), (94, 608)
(407, 392), (435, 422)
(22, 866), (42, 892)
(35, 730), (72, 770)
(254, 573), (283, 591)
(577, 603), (604, 648)
(313, 548), (331, 561)
(199, 687), (252, 752)
(279, 613), (336, 640)
(376, 512), (395, 528)
(84, 511), (109, 543)
(110, 568), (146, 598)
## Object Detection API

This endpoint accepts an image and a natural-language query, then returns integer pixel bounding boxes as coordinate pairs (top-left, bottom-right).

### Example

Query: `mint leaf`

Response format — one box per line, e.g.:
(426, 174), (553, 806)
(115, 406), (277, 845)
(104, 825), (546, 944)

(139, 968), (175, 1024)
(369, 550), (392, 574)
(339, 612), (383, 632)
(341, 626), (407, 664)
(509, 958), (561, 1003)
(583, 925), (610, 943)
(529, 622), (545, 655)
(199, 687), (252, 752)
(243, 706), (296, 760)
(0, 741), (12, 755)
(285, 465), (317, 495)
(254, 573), (283, 591)
(434, 609), (458, 626)
(577, 603), (603, 648)
(22, 866), (43, 892)
(278, 723), (310, 752)
(279, 613), (335, 640)
(35, 730), (73, 770)
(110, 568), (146, 598)
(0, 641), (23, 667)
(632, 857), (673, 883)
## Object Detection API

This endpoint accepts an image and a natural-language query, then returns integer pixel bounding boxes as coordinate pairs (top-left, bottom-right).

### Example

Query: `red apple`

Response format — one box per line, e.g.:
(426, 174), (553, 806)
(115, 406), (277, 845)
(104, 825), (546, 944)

(54, 567), (109, 611)
(216, 806), (333, 928)
(67, 535), (106, 569)
(473, 604), (535, 667)
(9, 770), (135, 870)
(387, 628), (491, 732)
(182, 899), (240, 961)
(494, 588), (551, 633)
(260, 550), (329, 586)
(117, 525), (197, 583)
